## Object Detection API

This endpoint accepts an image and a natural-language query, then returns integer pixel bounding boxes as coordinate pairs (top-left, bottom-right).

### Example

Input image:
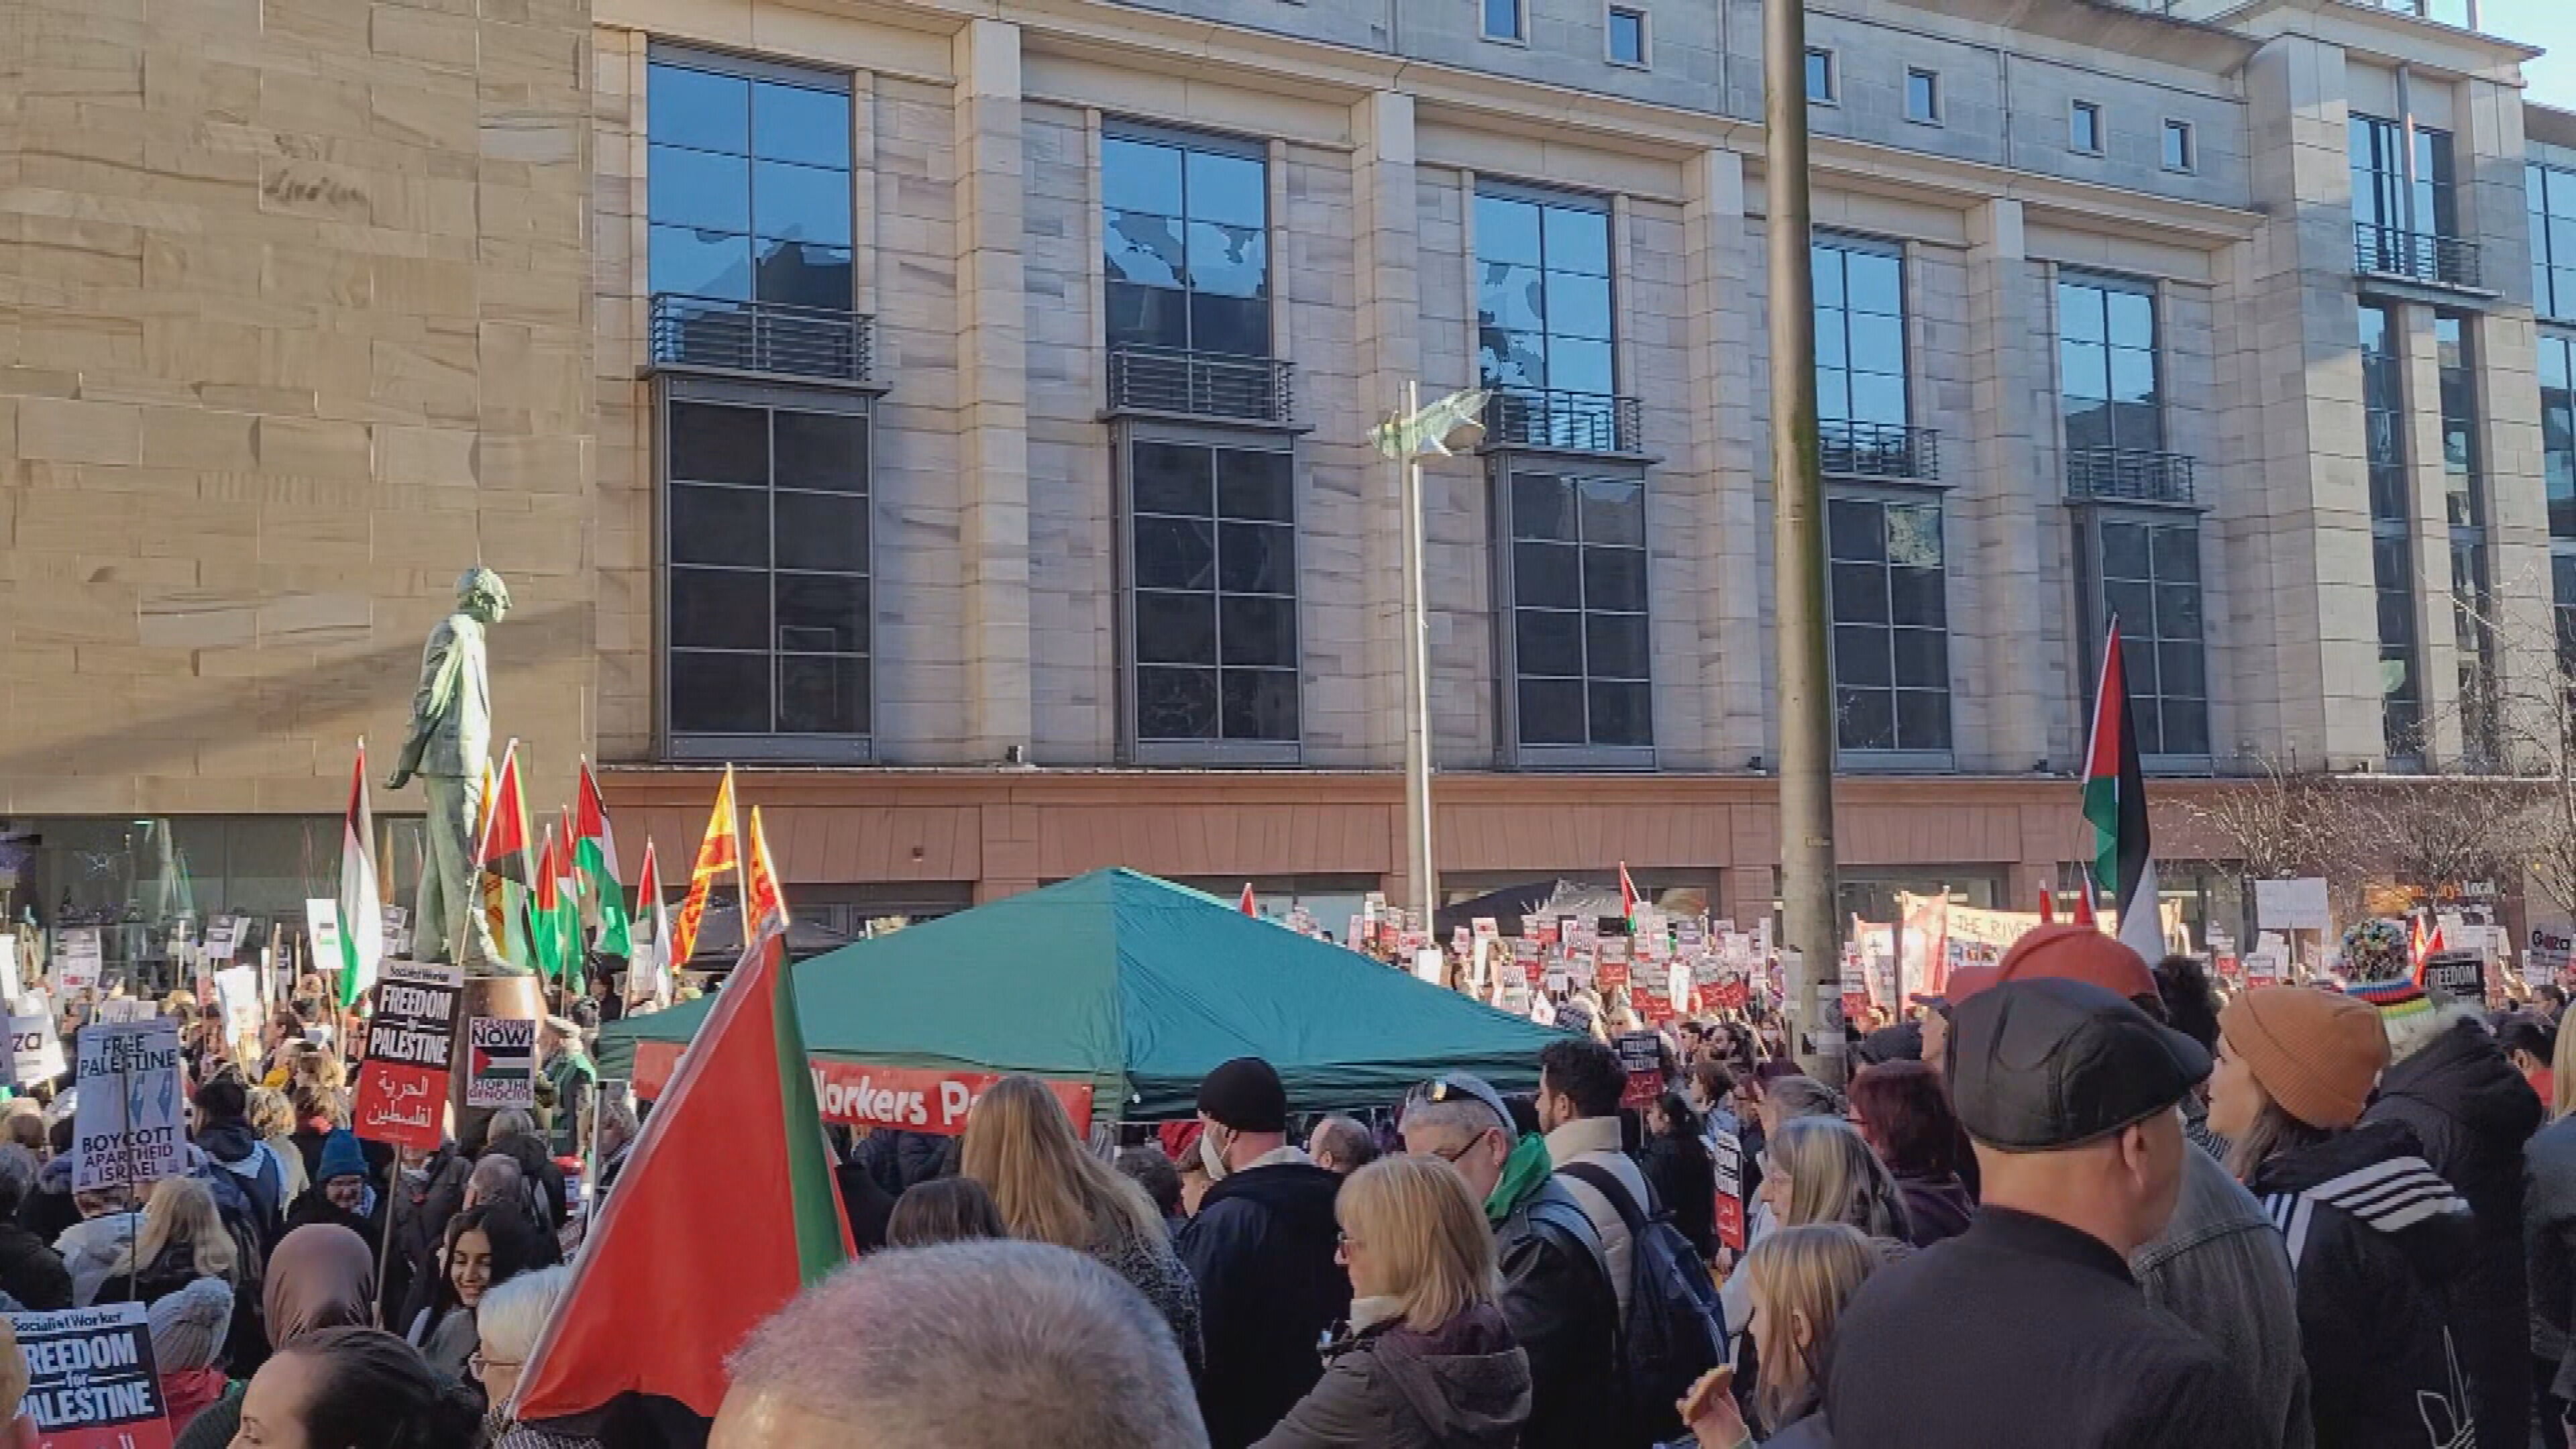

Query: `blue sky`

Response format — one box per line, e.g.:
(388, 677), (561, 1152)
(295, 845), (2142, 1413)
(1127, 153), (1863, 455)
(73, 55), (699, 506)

(2489, 0), (2576, 111)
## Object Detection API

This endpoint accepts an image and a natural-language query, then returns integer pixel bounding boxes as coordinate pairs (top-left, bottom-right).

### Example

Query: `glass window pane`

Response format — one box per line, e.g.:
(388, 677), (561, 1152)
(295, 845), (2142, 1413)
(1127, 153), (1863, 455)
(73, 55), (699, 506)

(751, 83), (849, 168)
(1577, 477), (1644, 545)
(1805, 50), (1833, 101)
(1833, 625), (1892, 686)
(1513, 473), (1578, 541)
(1479, 263), (1548, 333)
(1517, 610), (1584, 676)
(650, 225), (752, 301)
(774, 492), (867, 573)
(2100, 522), (2150, 580)
(2105, 582), (2156, 637)
(1907, 70), (1937, 122)
(669, 402), (768, 485)
(1814, 366), (1851, 423)
(649, 145), (749, 232)
(2161, 697), (2209, 756)
(1137, 666), (1219, 741)
(1481, 328), (1547, 388)
(1483, 0), (1521, 38)
(1136, 592), (1217, 664)
(2109, 346), (2158, 409)
(1811, 246), (1845, 308)
(1589, 682), (1652, 746)
(671, 568), (769, 649)
(1544, 207), (1611, 276)
(1519, 679), (1586, 745)
(2106, 290), (2155, 347)
(2058, 284), (2103, 342)
(1135, 515), (1216, 591)
(1846, 309), (1905, 368)
(1187, 222), (1268, 298)
(1891, 627), (1947, 688)
(1106, 212), (1189, 288)
(1847, 372), (1909, 428)
(2127, 644), (2159, 700)
(670, 484), (767, 568)
(2060, 340), (2108, 399)
(1477, 196), (1543, 265)
(671, 651), (769, 734)
(1106, 281), (1189, 350)
(752, 161), (851, 246)
(1102, 139), (1183, 215)
(1815, 313), (1848, 370)
(1831, 563), (1888, 625)
(753, 241), (852, 309)
(1216, 449), (1293, 522)
(2159, 641), (2205, 698)
(649, 66), (749, 155)
(1134, 442), (1211, 517)
(1845, 252), (1902, 315)
(773, 411), (865, 492)
(778, 655), (866, 734)
(1586, 613), (1650, 680)
(1548, 339), (1615, 396)
(1217, 521), (1294, 595)
(1188, 294), (1272, 358)
(1220, 669), (1298, 741)
(1583, 546), (1646, 612)
(1516, 541), (1581, 608)
(1895, 690), (1951, 751)
(775, 574), (867, 653)
(1219, 595), (1297, 668)
(2156, 583), (2202, 639)
(1829, 500), (1884, 562)
(1546, 272), (1613, 341)
(1185, 151), (1267, 229)
(1609, 10), (1645, 64)
(1888, 567), (1945, 627)
(1837, 688), (1895, 751)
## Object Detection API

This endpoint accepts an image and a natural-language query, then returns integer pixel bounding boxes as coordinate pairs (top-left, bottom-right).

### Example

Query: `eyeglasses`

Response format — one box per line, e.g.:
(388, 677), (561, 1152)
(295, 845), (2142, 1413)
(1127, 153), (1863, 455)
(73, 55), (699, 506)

(468, 1351), (522, 1375)
(1336, 1230), (1363, 1251)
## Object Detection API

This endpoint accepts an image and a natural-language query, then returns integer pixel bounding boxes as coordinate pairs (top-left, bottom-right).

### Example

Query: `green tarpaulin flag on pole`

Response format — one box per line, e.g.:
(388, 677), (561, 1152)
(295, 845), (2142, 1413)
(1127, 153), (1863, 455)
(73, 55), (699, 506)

(1369, 387), (1490, 460)
(574, 759), (631, 959)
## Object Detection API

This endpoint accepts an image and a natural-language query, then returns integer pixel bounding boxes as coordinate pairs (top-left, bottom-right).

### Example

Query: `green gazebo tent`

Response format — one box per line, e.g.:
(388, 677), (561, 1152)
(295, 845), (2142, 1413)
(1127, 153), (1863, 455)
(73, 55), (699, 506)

(596, 867), (1566, 1122)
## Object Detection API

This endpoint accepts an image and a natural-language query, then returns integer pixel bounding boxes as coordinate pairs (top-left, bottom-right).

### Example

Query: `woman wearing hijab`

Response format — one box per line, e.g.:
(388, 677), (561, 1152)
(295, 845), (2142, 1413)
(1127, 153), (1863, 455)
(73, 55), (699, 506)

(170, 1223), (376, 1449)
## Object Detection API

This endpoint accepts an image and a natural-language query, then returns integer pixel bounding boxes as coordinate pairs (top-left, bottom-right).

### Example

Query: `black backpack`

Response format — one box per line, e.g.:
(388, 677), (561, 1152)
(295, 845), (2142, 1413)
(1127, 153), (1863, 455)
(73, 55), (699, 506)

(1559, 1161), (1728, 1444)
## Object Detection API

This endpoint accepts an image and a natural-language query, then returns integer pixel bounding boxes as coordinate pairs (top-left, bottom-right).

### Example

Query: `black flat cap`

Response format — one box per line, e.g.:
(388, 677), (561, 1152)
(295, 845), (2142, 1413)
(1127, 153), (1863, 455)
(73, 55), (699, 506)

(1949, 977), (2212, 1151)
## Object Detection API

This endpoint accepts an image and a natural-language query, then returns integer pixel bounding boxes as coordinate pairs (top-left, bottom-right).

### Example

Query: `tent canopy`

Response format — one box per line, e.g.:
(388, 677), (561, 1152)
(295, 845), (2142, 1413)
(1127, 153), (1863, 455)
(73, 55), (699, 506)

(596, 867), (1566, 1121)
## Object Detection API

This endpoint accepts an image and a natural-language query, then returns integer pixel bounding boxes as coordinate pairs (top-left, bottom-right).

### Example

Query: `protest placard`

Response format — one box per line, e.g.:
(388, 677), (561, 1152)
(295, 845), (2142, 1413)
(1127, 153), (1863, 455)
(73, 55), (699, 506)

(354, 963), (462, 1152)
(7, 1002), (60, 1091)
(464, 1017), (538, 1110)
(2531, 926), (2574, 985)
(213, 967), (260, 1057)
(93, 1000), (148, 1026)
(11, 1302), (171, 1449)
(381, 905), (411, 963)
(200, 918), (241, 963)
(1711, 1128), (1746, 1252)
(2254, 877), (2332, 932)
(70, 1020), (182, 1194)
(1615, 1030), (1662, 1109)
(2423, 949), (2486, 1006)
(54, 931), (101, 996)
(303, 899), (342, 967)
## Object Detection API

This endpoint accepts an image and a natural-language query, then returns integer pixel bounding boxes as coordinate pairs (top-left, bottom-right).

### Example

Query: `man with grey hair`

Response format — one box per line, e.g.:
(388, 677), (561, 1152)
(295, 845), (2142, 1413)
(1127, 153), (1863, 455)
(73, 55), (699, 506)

(1304, 1115), (1377, 1177)
(710, 1240), (1209, 1449)
(0, 1146), (68, 1309)
(386, 566), (511, 970)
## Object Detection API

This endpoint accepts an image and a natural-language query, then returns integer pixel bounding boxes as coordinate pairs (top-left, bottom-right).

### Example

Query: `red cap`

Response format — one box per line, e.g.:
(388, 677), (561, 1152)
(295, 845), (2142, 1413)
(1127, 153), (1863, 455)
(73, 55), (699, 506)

(1921, 961), (2005, 1010)
(1994, 922), (2157, 1003)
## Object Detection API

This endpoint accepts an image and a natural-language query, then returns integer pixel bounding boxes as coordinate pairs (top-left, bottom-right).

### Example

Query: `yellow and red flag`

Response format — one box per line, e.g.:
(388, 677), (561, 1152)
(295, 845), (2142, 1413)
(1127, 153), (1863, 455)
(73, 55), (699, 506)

(744, 805), (789, 945)
(669, 766), (739, 970)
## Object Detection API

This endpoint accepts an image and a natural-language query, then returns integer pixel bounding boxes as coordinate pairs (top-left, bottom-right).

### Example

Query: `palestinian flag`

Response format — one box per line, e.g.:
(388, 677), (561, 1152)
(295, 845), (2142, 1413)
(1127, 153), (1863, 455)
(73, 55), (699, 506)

(743, 806), (789, 944)
(574, 761), (632, 959)
(477, 742), (536, 971)
(338, 741), (384, 1006)
(2082, 621), (2163, 963)
(1618, 862), (1642, 928)
(632, 839), (674, 1009)
(1238, 883), (1258, 918)
(669, 766), (739, 970)
(531, 824), (578, 984)
(513, 930), (849, 1424)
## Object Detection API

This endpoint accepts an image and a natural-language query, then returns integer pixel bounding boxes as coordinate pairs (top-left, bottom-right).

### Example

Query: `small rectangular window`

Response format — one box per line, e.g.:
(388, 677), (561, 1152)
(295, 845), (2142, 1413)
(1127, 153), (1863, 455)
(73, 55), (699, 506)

(1805, 48), (1835, 103)
(1607, 7), (1647, 66)
(2162, 119), (2195, 172)
(1483, 0), (1524, 42)
(2071, 101), (2104, 155)
(1905, 69), (1940, 125)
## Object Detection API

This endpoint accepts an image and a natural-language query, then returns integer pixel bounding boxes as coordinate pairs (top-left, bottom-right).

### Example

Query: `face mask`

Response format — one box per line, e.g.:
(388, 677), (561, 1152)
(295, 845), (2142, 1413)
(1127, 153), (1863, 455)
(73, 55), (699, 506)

(1199, 1126), (1232, 1181)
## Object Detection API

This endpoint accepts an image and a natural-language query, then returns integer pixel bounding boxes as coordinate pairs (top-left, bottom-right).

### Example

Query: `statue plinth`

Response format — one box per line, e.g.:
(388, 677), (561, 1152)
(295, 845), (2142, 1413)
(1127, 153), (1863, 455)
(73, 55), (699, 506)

(452, 973), (548, 1148)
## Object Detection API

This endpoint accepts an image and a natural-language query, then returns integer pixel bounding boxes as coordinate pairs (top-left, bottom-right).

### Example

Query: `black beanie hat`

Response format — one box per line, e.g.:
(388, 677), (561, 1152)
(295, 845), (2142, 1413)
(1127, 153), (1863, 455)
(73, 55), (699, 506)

(1197, 1056), (1288, 1134)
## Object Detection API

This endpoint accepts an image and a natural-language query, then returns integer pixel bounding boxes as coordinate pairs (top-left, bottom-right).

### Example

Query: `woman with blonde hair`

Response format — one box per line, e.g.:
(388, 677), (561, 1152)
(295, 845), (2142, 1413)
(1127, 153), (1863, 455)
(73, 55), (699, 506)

(97, 1177), (239, 1304)
(1756, 1116), (1911, 1244)
(1672, 1224), (1879, 1448)
(1254, 1155), (1530, 1448)
(959, 1075), (1202, 1375)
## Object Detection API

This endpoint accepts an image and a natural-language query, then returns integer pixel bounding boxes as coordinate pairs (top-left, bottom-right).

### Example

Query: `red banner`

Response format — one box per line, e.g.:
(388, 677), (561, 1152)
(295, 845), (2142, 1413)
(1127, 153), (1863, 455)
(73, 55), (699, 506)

(354, 1063), (449, 1153)
(633, 1042), (1094, 1136)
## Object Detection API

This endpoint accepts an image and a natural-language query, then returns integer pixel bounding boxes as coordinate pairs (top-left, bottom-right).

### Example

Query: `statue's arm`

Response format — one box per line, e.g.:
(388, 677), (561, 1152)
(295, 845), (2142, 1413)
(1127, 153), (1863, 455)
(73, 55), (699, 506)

(388, 633), (462, 786)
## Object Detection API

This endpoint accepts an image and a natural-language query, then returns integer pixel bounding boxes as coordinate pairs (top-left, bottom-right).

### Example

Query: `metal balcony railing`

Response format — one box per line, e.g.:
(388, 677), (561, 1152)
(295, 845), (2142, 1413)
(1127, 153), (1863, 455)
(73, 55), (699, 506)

(1820, 421), (1940, 481)
(1106, 346), (1295, 425)
(2354, 223), (2484, 290)
(2065, 447), (2197, 505)
(1482, 388), (1644, 455)
(650, 294), (873, 384)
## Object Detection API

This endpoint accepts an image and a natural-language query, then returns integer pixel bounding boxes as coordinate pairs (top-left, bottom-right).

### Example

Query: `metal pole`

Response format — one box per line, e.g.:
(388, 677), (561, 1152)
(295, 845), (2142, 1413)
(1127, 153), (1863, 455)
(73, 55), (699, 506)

(1765, 0), (1841, 1081)
(1399, 381), (1438, 935)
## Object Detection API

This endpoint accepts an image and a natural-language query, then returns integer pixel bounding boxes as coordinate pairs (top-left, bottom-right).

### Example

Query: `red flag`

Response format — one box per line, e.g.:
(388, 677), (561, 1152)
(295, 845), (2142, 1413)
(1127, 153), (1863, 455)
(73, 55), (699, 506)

(1238, 883), (1258, 917)
(669, 766), (740, 970)
(744, 806), (789, 944)
(475, 741), (532, 883)
(513, 932), (849, 1421)
(2409, 914), (2445, 981)
(2038, 888), (2056, 925)
(2072, 878), (2098, 928)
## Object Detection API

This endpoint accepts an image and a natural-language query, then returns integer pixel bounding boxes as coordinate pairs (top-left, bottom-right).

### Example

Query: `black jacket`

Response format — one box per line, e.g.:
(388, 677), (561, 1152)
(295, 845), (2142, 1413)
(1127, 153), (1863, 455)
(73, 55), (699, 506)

(1893, 1172), (1974, 1249)
(1823, 1208), (2265, 1449)
(1253, 1302), (1532, 1449)
(2365, 1016), (2543, 1446)
(0, 1222), (71, 1311)
(283, 1188), (386, 1255)
(1179, 1159), (1351, 1449)
(388, 1149), (472, 1340)
(1637, 1134), (1716, 1262)
(2251, 1120), (2475, 1449)
(2526, 1113), (2576, 1404)
(1493, 1178), (1618, 1449)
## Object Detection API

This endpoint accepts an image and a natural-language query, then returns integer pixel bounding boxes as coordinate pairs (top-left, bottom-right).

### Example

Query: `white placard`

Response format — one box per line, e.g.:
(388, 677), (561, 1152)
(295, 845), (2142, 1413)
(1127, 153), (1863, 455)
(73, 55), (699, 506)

(55, 930), (101, 995)
(201, 916), (243, 962)
(215, 967), (262, 1053)
(2253, 877), (2332, 932)
(305, 898), (343, 965)
(7, 1010), (61, 1091)
(71, 1019), (184, 1193)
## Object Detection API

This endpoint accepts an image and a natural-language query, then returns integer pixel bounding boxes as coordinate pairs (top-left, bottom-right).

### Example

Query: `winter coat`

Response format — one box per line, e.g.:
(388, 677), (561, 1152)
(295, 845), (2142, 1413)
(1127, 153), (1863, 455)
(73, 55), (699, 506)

(195, 1119), (288, 1234)
(1892, 1172), (1974, 1249)
(1095, 1214), (1205, 1381)
(2365, 1015), (2544, 1446)
(1252, 1302), (1532, 1449)
(91, 1241), (216, 1307)
(2131, 1144), (2312, 1449)
(1638, 1133), (1717, 1262)
(1179, 1155), (1352, 1448)
(1825, 1207), (2266, 1449)
(0, 1222), (73, 1311)
(2527, 1112), (2576, 1407)
(282, 1189), (383, 1256)
(1491, 1176), (1619, 1449)
(17, 1157), (78, 1246)
(57, 1214), (137, 1307)
(2251, 1120), (2477, 1449)
(386, 1149), (470, 1336)
(482, 1132), (571, 1239)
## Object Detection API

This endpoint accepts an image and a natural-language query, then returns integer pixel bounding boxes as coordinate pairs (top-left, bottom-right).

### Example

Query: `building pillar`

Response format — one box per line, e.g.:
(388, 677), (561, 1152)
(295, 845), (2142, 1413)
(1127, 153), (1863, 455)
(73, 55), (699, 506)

(952, 19), (1032, 762)
(2399, 302), (2465, 763)
(1351, 92), (1423, 771)
(1684, 148), (1766, 769)
(1961, 198), (2059, 769)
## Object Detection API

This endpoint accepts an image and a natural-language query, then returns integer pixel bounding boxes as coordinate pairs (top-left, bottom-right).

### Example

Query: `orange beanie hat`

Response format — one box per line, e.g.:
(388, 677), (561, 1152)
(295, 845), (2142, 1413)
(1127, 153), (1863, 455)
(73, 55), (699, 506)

(2218, 986), (2390, 1130)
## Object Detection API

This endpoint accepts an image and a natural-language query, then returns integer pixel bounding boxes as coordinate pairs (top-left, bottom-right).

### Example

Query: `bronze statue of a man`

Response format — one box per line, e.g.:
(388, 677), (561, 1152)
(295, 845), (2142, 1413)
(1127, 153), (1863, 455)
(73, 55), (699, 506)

(387, 568), (513, 972)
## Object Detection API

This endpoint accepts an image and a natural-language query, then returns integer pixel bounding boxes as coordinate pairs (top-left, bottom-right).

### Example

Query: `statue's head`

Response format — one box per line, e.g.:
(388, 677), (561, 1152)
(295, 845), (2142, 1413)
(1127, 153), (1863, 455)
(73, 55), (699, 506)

(457, 568), (512, 624)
